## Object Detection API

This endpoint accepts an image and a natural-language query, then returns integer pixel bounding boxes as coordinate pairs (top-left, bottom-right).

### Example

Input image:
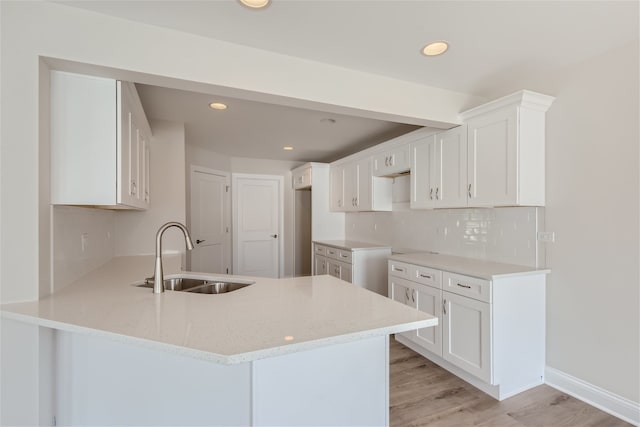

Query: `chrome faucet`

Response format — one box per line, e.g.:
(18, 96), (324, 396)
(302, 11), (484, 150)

(153, 222), (195, 294)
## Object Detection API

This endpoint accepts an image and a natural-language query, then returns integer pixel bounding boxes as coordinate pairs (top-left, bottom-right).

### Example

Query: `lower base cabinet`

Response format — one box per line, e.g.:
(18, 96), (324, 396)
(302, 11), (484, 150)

(389, 259), (546, 400)
(314, 241), (390, 295)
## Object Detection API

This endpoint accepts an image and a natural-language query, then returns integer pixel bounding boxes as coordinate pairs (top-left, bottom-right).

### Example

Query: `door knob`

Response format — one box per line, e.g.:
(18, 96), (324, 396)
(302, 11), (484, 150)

(196, 239), (205, 244)
(271, 234), (278, 238)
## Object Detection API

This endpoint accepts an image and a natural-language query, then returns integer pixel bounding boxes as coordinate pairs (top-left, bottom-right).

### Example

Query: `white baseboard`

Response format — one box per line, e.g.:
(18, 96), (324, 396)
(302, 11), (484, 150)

(545, 366), (640, 426)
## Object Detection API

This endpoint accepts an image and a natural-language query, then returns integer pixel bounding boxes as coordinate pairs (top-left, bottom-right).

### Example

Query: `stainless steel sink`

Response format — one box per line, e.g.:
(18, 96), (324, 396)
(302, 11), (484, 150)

(185, 282), (251, 294)
(136, 276), (253, 294)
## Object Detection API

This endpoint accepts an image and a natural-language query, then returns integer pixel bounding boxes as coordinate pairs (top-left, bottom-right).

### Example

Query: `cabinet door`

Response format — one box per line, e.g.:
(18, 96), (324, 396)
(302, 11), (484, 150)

(342, 162), (359, 211)
(118, 83), (144, 208)
(467, 107), (518, 207)
(327, 259), (342, 279)
(355, 158), (371, 210)
(330, 165), (344, 211)
(293, 166), (311, 190)
(410, 136), (437, 209)
(340, 262), (353, 283)
(442, 291), (492, 383)
(143, 136), (150, 205)
(436, 126), (467, 208)
(373, 144), (410, 176)
(314, 255), (327, 275)
(413, 285), (443, 356)
(389, 277), (415, 341)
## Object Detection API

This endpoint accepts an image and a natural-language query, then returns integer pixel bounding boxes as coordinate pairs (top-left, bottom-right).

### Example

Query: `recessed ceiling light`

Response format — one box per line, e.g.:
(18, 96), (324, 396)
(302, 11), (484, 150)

(238, 0), (270, 9)
(283, 146), (294, 151)
(209, 102), (228, 110)
(422, 41), (449, 56)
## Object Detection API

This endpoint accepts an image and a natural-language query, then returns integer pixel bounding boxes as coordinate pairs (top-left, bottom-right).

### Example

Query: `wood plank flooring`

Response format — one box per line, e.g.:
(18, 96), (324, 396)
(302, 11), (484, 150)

(389, 338), (632, 427)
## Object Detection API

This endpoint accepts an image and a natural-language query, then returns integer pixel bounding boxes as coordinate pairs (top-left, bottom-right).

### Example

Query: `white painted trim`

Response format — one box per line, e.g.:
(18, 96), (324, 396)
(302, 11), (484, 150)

(459, 90), (555, 120)
(545, 366), (640, 426)
(231, 173), (284, 278)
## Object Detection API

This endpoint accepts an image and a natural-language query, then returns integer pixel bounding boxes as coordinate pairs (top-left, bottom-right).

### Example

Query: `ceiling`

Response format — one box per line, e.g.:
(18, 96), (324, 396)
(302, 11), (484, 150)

(57, 0), (639, 162)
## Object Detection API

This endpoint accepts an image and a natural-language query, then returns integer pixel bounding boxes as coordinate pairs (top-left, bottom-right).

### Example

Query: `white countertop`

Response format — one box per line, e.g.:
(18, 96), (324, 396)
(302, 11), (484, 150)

(314, 240), (391, 251)
(1, 255), (436, 365)
(389, 252), (549, 279)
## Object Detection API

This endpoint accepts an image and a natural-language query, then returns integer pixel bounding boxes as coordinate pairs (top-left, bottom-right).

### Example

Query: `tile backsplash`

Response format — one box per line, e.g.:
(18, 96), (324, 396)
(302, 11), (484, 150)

(346, 206), (544, 267)
(52, 206), (115, 291)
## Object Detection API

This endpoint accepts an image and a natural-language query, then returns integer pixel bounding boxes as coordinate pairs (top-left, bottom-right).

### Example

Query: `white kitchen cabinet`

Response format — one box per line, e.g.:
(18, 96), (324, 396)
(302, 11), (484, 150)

(314, 254), (328, 275)
(292, 164), (312, 189)
(442, 290), (491, 383)
(330, 158), (391, 212)
(461, 90), (554, 207)
(388, 254), (547, 400)
(313, 241), (391, 295)
(330, 164), (344, 211)
(51, 70), (152, 209)
(372, 144), (410, 177)
(410, 126), (467, 209)
(389, 275), (442, 355)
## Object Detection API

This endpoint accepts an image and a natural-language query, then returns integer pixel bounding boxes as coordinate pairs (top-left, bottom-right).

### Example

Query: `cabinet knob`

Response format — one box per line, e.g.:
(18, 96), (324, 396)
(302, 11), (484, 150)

(196, 239), (206, 244)
(271, 234), (278, 238)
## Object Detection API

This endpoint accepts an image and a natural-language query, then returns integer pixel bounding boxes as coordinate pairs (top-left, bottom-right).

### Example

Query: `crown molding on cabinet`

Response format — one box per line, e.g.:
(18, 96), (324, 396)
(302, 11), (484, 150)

(459, 90), (555, 121)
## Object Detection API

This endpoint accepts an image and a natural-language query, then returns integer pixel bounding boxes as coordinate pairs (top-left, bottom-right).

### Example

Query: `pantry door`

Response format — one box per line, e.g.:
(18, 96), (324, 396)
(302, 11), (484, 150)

(232, 174), (283, 278)
(190, 166), (230, 274)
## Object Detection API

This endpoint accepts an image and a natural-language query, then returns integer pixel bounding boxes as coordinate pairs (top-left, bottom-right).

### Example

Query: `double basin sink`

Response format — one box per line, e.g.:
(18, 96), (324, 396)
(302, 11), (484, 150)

(137, 275), (253, 294)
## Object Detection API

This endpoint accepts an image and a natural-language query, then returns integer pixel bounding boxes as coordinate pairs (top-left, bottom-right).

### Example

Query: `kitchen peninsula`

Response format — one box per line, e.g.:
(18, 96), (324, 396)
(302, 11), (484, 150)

(1, 255), (436, 426)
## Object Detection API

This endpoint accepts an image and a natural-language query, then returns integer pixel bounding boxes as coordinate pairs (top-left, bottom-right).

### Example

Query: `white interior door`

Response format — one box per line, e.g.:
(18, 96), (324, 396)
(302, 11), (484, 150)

(233, 174), (283, 278)
(190, 167), (230, 274)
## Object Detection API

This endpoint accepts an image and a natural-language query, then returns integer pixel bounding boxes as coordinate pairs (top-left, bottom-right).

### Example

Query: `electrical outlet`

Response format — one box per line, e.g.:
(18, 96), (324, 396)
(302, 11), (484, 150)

(537, 231), (555, 243)
(81, 233), (89, 252)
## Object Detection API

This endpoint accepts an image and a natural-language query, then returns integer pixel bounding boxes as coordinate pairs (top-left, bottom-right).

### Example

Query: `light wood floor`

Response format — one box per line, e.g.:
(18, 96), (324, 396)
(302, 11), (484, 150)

(389, 338), (632, 427)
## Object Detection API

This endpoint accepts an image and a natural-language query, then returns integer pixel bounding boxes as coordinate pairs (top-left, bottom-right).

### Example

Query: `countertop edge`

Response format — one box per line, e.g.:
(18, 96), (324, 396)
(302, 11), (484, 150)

(1, 309), (437, 365)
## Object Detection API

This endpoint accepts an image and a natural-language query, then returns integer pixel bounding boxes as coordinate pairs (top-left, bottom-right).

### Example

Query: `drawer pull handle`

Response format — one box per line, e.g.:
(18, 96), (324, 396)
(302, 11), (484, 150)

(443, 299), (447, 315)
(457, 283), (472, 289)
(419, 274), (431, 279)
(394, 267), (405, 272)
(405, 288), (410, 301)
(411, 289), (416, 303)
(340, 254), (348, 258)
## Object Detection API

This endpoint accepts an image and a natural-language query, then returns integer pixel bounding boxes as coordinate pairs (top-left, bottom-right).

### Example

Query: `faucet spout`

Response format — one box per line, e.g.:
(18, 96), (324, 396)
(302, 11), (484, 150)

(153, 222), (194, 294)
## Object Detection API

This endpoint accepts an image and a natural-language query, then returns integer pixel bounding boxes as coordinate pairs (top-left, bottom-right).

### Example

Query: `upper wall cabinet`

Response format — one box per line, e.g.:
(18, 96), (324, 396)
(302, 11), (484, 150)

(330, 158), (391, 212)
(292, 164), (312, 189)
(372, 144), (411, 177)
(50, 71), (152, 210)
(411, 126), (467, 209)
(461, 90), (554, 207)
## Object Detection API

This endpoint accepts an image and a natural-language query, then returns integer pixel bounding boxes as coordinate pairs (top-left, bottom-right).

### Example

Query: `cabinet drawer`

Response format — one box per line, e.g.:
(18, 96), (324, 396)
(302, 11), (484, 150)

(314, 245), (326, 256)
(325, 247), (339, 260)
(412, 266), (442, 288)
(336, 250), (352, 263)
(388, 260), (412, 279)
(443, 272), (491, 303)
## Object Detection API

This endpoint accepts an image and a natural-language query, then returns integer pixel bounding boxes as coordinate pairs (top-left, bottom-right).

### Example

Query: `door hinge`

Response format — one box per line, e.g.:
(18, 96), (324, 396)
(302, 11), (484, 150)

(225, 185), (229, 192)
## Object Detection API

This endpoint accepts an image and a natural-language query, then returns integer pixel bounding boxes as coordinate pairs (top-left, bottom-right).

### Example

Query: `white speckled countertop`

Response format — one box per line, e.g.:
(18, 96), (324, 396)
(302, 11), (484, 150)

(314, 240), (391, 251)
(389, 252), (549, 280)
(1, 255), (436, 365)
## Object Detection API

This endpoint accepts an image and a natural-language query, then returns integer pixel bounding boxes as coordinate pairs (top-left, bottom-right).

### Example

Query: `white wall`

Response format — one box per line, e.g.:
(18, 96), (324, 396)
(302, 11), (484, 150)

(114, 119), (187, 256)
(544, 40), (639, 403)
